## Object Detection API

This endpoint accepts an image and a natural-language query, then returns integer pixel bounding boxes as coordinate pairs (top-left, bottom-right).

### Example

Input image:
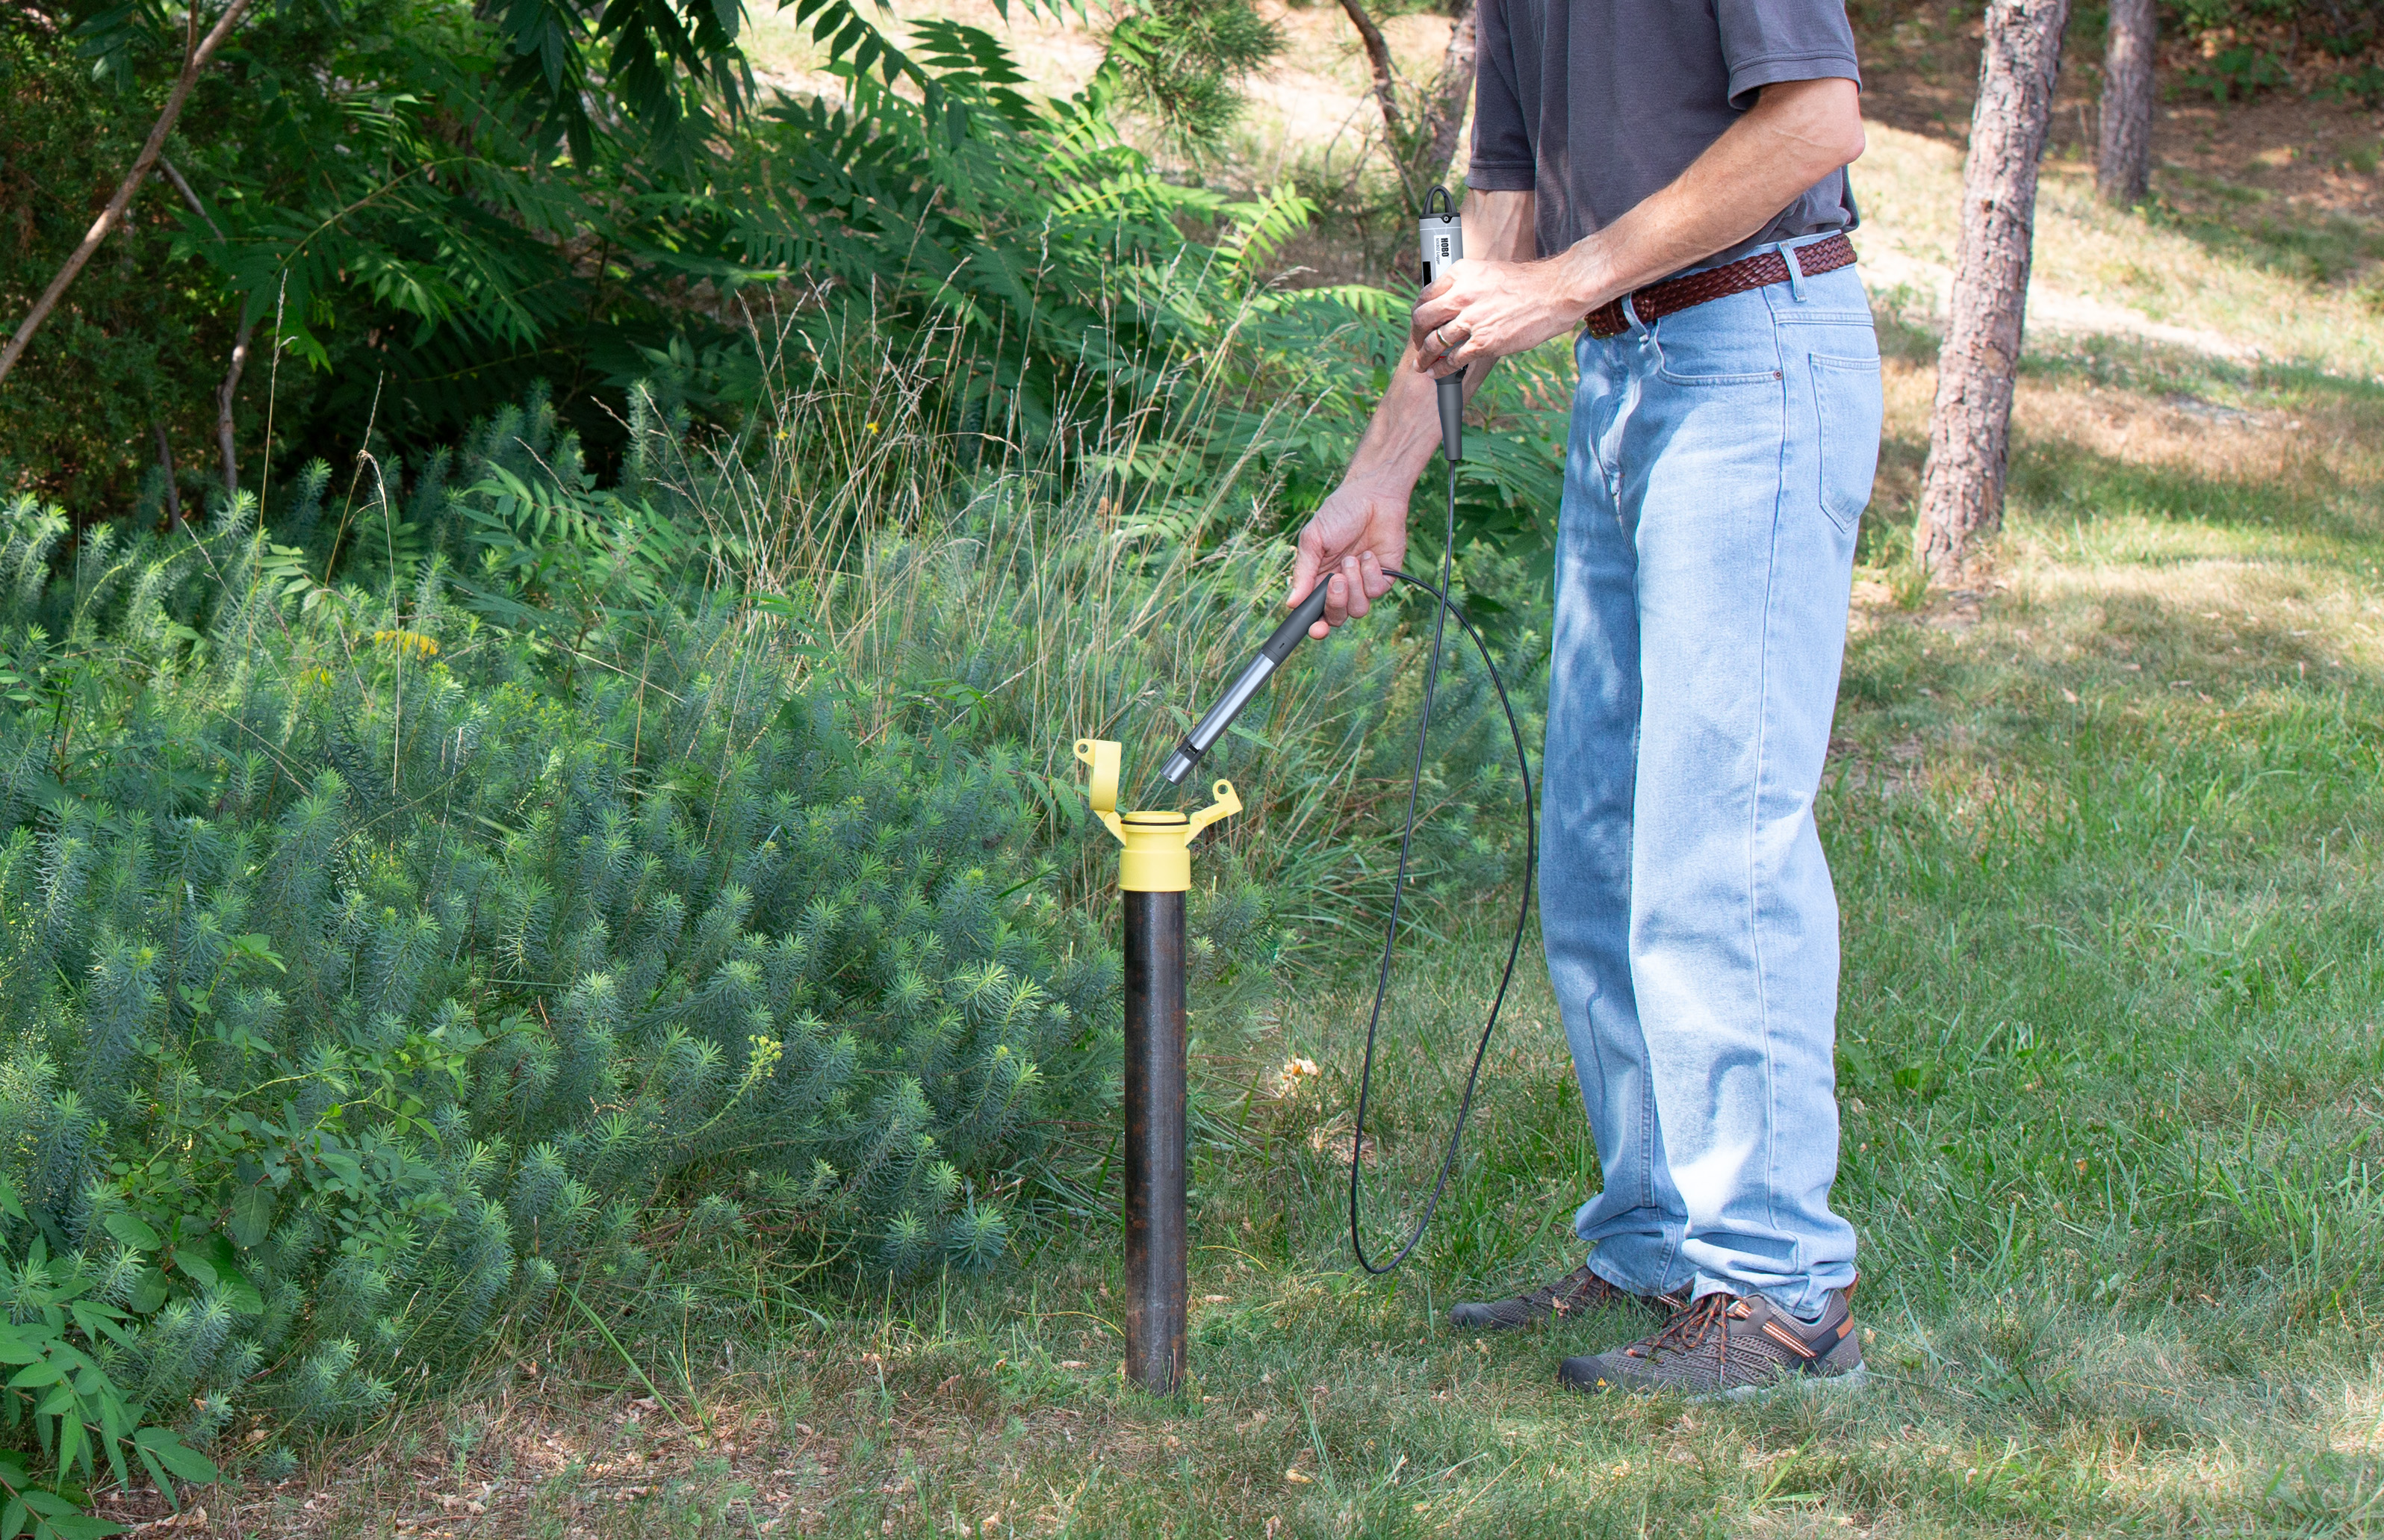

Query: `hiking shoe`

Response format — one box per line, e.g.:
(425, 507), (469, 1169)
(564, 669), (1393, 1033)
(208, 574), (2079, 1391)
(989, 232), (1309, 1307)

(1557, 1287), (1864, 1398)
(1448, 1265), (1687, 1332)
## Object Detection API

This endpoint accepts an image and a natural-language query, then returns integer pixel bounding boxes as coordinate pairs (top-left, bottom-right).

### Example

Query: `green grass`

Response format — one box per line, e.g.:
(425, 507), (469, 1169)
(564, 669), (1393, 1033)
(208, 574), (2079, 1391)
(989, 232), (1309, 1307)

(206, 336), (2384, 1538)
(2152, 169), (2384, 291)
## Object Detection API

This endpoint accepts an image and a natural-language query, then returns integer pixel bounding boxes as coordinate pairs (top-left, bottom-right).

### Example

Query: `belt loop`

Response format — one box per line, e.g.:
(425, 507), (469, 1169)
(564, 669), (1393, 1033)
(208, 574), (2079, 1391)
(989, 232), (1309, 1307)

(1782, 241), (1810, 304)
(1621, 291), (1645, 335)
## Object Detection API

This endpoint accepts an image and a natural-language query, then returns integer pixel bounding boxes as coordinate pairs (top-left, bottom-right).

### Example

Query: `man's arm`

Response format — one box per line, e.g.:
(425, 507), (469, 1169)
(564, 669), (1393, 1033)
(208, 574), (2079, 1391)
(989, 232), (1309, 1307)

(1286, 188), (1535, 637)
(1412, 77), (1865, 379)
(1292, 76), (1865, 636)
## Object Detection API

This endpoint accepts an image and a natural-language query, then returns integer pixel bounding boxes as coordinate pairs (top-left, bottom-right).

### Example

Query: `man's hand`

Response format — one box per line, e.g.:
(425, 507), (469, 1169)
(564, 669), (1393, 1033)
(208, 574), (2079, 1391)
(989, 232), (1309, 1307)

(1290, 476), (1409, 639)
(1412, 255), (1592, 380)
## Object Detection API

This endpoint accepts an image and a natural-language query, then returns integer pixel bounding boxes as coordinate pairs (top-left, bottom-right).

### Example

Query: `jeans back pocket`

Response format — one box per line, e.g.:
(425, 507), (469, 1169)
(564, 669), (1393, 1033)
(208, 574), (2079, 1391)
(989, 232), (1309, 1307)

(1810, 352), (1884, 533)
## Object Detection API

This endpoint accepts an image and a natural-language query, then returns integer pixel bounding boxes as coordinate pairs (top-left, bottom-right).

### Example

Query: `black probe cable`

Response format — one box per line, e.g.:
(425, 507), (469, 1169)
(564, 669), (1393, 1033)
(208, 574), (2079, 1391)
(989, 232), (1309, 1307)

(1348, 456), (1537, 1276)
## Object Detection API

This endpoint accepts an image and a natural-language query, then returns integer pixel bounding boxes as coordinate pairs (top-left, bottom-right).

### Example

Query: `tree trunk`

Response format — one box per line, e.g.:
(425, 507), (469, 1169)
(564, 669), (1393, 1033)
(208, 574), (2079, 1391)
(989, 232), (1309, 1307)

(2096, 0), (2155, 205)
(0, 0), (256, 390)
(1917, 0), (2072, 580)
(1335, 0), (1477, 214)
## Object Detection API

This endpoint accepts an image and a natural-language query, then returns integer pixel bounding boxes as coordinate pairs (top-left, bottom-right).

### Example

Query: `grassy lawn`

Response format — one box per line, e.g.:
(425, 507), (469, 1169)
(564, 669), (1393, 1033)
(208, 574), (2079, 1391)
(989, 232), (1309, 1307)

(193, 285), (2384, 1540)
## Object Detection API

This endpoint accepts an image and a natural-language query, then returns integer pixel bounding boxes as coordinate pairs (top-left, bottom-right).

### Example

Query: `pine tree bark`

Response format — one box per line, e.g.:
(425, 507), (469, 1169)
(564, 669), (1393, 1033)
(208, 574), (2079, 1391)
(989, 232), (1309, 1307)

(2096, 0), (2155, 205)
(1917, 0), (2072, 580)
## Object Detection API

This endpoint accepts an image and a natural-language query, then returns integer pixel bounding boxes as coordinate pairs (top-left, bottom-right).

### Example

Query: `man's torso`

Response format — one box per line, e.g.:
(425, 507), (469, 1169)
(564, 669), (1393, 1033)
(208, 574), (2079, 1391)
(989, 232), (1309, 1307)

(1468, 0), (1863, 273)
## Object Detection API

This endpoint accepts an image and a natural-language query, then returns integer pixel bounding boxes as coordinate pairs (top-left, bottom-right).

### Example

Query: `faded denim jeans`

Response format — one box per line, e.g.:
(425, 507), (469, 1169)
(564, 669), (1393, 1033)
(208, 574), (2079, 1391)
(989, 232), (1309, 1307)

(1542, 243), (1881, 1320)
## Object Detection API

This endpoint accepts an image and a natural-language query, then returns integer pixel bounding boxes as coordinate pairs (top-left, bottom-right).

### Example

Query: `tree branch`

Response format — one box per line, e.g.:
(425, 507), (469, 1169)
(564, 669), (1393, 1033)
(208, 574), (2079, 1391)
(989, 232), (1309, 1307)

(0, 0), (257, 389)
(1335, 0), (1410, 176)
(157, 155), (225, 240)
(1418, 0), (1477, 199)
(1334, 0), (1477, 214)
(152, 422), (181, 529)
(158, 154), (252, 497)
(217, 317), (254, 500)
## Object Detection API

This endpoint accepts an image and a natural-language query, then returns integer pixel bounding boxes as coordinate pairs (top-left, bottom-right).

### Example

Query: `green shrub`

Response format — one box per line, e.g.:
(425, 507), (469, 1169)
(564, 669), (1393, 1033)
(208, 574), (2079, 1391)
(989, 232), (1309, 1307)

(0, 1192), (217, 1536)
(0, 320), (1545, 1512)
(0, 491), (1117, 1501)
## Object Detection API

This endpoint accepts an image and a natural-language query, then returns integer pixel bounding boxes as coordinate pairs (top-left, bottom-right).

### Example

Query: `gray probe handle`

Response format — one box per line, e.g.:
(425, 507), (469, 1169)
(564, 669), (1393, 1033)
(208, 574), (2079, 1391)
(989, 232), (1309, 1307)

(1419, 187), (1465, 465)
(1158, 580), (1333, 786)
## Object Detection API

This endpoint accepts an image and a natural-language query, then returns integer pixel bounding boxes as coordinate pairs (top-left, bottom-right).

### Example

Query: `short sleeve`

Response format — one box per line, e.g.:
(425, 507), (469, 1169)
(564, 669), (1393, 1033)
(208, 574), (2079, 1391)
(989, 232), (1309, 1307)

(1715, 0), (1862, 111)
(1468, 0), (1536, 190)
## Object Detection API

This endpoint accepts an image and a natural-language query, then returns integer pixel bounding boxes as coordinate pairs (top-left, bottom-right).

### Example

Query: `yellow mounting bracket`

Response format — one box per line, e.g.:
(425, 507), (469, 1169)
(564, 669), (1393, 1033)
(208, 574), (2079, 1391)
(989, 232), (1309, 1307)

(1074, 738), (1241, 894)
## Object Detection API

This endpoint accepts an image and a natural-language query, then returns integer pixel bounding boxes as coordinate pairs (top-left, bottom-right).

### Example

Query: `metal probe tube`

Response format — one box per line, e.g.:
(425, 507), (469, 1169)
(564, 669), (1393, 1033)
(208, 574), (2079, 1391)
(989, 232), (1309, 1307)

(1121, 885), (1188, 1392)
(1158, 580), (1331, 785)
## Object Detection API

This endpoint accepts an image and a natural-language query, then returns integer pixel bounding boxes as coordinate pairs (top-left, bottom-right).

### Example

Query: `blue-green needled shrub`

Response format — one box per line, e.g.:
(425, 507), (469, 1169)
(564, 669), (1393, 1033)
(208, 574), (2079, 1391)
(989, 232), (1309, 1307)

(0, 486), (1120, 1482)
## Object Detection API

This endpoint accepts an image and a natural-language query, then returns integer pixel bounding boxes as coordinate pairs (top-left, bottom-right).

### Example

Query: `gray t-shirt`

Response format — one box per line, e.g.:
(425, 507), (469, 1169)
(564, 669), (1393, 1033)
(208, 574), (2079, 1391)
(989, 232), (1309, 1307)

(1468, 0), (1863, 276)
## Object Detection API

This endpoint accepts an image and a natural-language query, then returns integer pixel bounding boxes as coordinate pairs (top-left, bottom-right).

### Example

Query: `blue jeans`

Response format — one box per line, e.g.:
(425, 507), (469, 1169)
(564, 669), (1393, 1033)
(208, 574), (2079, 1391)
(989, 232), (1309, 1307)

(1542, 247), (1881, 1320)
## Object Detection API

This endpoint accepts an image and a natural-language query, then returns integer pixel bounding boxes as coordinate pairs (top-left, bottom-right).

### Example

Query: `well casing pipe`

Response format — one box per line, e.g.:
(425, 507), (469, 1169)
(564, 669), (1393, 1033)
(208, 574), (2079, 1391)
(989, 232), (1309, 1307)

(1071, 739), (1239, 1397)
(1121, 887), (1188, 1391)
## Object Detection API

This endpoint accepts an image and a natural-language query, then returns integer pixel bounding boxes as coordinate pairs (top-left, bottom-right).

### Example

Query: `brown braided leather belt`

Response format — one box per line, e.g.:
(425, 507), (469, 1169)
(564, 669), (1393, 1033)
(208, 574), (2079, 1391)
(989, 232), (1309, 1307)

(1582, 232), (1857, 340)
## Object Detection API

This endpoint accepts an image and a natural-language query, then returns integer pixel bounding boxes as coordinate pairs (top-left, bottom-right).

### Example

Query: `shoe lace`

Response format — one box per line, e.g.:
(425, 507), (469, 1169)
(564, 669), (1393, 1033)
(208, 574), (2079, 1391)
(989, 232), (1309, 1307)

(1630, 1291), (1730, 1357)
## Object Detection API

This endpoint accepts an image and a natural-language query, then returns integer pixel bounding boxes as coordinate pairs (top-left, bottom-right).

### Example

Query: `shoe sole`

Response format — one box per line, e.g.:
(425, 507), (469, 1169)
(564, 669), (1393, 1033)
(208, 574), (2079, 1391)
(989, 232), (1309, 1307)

(1559, 1364), (1869, 1400)
(1701, 1364), (1869, 1403)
